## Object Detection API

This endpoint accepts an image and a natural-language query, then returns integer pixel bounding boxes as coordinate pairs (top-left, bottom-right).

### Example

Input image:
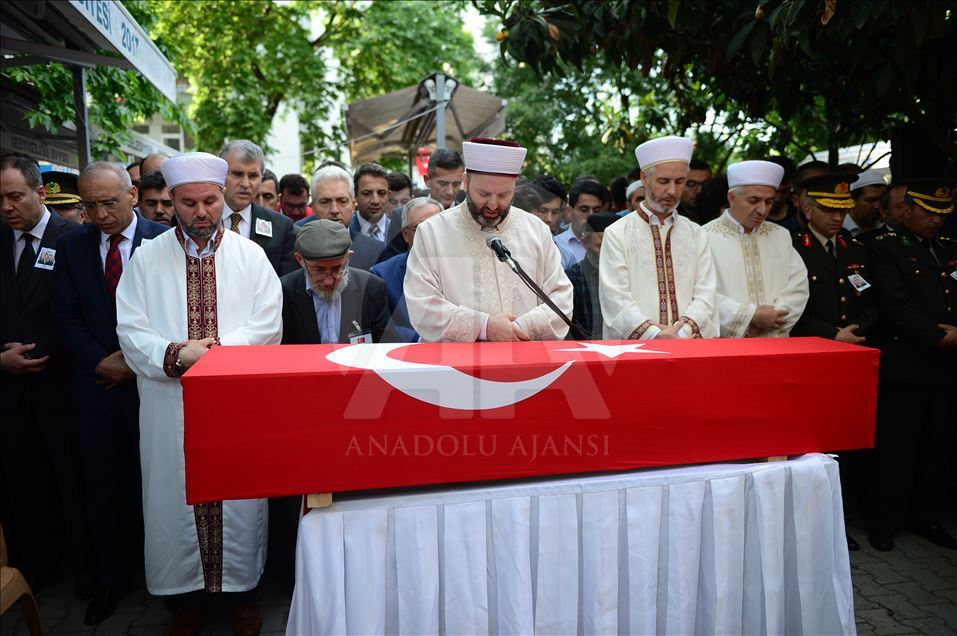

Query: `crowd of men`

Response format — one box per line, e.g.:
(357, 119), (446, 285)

(1, 132), (955, 636)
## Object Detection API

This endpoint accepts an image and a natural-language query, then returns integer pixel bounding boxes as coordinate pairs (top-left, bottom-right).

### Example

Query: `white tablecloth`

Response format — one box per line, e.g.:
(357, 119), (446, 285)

(286, 454), (854, 635)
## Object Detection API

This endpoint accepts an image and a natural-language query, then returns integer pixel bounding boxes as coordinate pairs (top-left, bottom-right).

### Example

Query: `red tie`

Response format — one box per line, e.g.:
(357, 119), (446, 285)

(104, 234), (124, 300)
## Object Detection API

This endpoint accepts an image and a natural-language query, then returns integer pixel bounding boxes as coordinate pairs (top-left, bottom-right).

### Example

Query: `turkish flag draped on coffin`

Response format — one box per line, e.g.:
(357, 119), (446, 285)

(182, 338), (878, 504)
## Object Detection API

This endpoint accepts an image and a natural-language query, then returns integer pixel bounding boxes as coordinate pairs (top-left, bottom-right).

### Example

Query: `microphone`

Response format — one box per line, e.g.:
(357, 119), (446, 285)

(485, 234), (512, 262)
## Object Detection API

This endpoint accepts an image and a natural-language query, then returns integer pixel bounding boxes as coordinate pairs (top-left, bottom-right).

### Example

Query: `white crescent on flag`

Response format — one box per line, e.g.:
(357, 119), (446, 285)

(325, 342), (573, 410)
(325, 342), (668, 411)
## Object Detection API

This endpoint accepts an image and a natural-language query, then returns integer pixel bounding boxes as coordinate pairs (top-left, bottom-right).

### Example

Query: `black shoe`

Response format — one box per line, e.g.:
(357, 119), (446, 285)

(847, 534), (860, 551)
(910, 523), (957, 550)
(84, 587), (128, 625)
(868, 530), (894, 551)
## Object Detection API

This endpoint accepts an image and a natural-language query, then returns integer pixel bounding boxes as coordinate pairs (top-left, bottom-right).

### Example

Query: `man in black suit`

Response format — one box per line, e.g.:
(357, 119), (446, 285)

(295, 165), (393, 270)
(219, 140), (297, 275)
(0, 154), (90, 594)
(280, 219), (395, 345)
(865, 178), (957, 552)
(54, 161), (170, 624)
(270, 219), (394, 585)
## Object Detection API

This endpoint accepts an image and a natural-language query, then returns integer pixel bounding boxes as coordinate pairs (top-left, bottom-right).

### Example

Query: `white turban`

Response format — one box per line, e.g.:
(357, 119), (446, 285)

(634, 136), (694, 170)
(161, 152), (227, 190)
(462, 139), (527, 176)
(727, 160), (785, 189)
(850, 170), (887, 191)
(626, 180), (643, 199)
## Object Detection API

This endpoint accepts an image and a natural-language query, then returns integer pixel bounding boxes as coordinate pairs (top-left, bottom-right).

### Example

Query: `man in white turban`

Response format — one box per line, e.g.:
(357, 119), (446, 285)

(703, 160), (809, 337)
(404, 137), (573, 341)
(115, 152), (282, 635)
(599, 136), (719, 339)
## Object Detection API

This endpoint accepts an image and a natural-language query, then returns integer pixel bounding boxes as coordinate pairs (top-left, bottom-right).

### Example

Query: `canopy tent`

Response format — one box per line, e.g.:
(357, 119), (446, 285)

(1, 0), (177, 168)
(346, 72), (505, 168)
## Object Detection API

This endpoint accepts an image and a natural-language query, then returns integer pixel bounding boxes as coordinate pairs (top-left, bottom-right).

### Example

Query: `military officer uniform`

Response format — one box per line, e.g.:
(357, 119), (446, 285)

(866, 178), (957, 551)
(791, 231), (879, 341)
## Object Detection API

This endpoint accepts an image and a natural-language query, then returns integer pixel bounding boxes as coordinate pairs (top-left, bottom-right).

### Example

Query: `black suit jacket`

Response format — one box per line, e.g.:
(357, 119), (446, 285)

(867, 229), (957, 384)
(248, 203), (297, 276)
(53, 215), (170, 413)
(791, 230), (879, 341)
(279, 268), (396, 344)
(1, 212), (79, 411)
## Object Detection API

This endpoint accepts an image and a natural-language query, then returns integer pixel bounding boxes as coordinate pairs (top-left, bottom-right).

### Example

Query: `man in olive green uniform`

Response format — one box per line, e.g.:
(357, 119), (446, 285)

(866, 178), (957, 552)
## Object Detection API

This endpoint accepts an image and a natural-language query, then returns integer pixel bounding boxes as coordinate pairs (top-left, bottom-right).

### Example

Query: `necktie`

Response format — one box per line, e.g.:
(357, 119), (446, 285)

(230, 213), (243, 233)
(826, 239), (836, 260)
(17, 233), (36, 290)
(369, 224), (381, 241)
(104, 234), (124, 300)
(923, 239), (941, 266)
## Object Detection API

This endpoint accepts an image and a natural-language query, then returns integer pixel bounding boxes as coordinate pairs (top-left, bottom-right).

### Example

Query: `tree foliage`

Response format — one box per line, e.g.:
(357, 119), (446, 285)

(7, 0), (483, 167)
(477, 0), (957, 164)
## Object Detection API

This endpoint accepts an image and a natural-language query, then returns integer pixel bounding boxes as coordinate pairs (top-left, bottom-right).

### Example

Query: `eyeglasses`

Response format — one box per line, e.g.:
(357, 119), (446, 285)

(306, 264), (347, 280)
(81, 199), (119, 212)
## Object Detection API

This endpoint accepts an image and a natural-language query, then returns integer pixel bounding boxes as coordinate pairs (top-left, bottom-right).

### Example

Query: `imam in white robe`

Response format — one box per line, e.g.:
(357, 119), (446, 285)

(116, 226), (282, 595)
(703, 211), (809, 337)
(599, 204), (718, 339)
(404, 202), (573, 342)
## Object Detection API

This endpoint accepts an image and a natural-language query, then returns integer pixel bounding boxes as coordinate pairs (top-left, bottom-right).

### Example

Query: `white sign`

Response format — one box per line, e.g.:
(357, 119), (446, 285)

(64, 0), (177, 103)
(1, 130), (77, 168)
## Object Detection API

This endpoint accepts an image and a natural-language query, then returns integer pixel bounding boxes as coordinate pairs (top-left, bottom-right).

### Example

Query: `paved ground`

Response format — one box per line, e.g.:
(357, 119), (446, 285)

(4, 516), (955, 635)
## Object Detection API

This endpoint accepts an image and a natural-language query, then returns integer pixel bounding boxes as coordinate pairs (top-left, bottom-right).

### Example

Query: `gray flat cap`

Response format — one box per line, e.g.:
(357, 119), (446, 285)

(295, 219), (352, 259)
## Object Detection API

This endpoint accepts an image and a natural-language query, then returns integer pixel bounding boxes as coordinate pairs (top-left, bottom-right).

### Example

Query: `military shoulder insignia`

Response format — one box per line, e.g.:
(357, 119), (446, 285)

(45, 181), (62, 195)
(940, 236), (956, 244)
(900, 234), (911, 247)
(874, 232), (896, 240)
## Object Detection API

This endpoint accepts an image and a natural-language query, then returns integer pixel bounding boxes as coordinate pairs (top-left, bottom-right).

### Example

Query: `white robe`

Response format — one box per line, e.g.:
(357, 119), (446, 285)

(404, 202), (573, 342)
(702, 212), (809, 338)
(599, 206), (718, 339)
(116, 227), (282, 595)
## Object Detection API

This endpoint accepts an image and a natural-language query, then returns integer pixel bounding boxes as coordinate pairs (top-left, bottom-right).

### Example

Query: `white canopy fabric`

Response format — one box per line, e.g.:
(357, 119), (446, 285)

(346, 74), (506, 165)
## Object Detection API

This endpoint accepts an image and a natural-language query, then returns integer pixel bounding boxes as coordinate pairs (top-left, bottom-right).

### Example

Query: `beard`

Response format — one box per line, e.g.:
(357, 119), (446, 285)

(643, 190), (672, 214)
(467, 194), (512, 228)
(316, 267), (350, 302)
(175, 212), (221, 240)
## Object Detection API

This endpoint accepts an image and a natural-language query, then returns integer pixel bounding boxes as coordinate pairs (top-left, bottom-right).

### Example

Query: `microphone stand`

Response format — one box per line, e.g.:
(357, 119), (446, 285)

(501, 253), (592, 341)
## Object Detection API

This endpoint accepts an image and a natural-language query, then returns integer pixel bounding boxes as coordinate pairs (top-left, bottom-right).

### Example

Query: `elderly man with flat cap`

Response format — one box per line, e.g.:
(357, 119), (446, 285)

(405, 138), (572, 342)
(600, 136), (718, 340)
(115, 152), (282, 636)
(280, 218), (394, 345)
(704, 160), (809, 337)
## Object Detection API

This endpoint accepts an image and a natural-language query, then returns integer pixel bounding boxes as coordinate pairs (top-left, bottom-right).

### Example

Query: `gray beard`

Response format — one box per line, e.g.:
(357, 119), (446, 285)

(176, 213), (221, 240)
(317, 268), (350, 302)
(643, 193), (671, 214)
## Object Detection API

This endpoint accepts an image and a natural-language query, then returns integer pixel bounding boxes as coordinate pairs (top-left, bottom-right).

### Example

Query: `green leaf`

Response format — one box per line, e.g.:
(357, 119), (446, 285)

(852, 0), (871, 29)
(750, 22), (769, 64)
(727, 20), (755, 59)
(667, 0), (680, 28)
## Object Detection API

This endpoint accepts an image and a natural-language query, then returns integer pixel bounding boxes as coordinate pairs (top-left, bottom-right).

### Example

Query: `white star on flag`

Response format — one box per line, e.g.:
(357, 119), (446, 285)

(556, 342), (669, 359)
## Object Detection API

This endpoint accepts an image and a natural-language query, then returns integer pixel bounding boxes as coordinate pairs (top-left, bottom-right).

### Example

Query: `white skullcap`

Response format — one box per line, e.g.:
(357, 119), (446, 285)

(462, 138), (527, 176)
(161, 152), (227, 190)
(626, 180), (643, 199)
(727, 160), (785, 189)
(634, 136), (694, 170)
(850, 170), (887, 191)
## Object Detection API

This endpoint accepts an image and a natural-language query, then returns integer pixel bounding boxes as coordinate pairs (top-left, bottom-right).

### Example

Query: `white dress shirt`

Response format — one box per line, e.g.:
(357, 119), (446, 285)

(356, 213), (390, 243)
(12, 209), (51, 272)
(99, 214), (138, 270)
(224, 203), (252, 238)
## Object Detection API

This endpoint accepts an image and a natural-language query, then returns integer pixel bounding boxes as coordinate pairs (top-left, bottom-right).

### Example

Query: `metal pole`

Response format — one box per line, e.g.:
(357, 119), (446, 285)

(435, 73), (446, 150)
(72, 65), (91, 168)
